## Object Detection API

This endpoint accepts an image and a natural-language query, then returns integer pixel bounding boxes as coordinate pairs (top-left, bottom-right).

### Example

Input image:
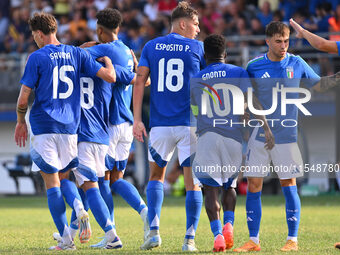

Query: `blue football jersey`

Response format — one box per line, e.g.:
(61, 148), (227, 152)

(78, 62), (134, 145)
(86, 41), (135, 125)
(191, 62), (252, 143)
(246, 53), (320, 143)
(139, 33), (206, 127)
(20, 44), (102, 135)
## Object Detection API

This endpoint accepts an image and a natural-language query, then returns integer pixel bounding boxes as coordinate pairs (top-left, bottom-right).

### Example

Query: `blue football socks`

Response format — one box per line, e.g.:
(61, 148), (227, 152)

(185, 190), (202, 239)
(98, 177), (114, 222)
(223, 210), (235, 226)
(282, 186), (300, 240)
(210, 219), (222, 237)
(246, 191), (262, 242)
(86, 187), (114, 233)
(147, 180), (164, 231)
(111, 178), (146, 214)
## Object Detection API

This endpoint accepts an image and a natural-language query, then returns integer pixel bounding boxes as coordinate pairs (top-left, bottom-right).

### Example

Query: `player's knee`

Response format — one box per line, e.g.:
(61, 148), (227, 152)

(247, 178), (263, 193)
(110, 171), (123, 183)
(280, 178), (296, 187)
(58, 171), (69, 181)
(81, 181), (97, 191)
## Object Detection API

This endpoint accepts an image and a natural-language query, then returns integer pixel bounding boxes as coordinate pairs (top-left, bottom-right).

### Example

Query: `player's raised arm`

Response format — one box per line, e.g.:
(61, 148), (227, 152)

(133, 66), (149, 142)
(312, 71), (340, 92)
(96, 56), (116, 83)
(14, 85), (32, 147)
(290, 18), (338, 53)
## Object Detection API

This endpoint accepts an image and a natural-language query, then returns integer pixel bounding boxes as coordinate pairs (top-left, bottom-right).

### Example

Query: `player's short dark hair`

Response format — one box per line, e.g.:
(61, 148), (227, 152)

(28, 12), (57, 34)
(171, 1), (198, 23)
(204, 34), (226, 58)
(265, 21), (289, 37)
(96, 8), (122, 30)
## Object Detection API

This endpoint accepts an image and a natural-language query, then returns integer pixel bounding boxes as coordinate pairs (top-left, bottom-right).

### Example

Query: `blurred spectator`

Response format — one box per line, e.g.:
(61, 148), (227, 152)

(315, 2), (332, 33)
(57, 15), (70, 38)
(249, 17), (266, 46)
(329, 4), (340, 41)
(223, 1), (244, 35)
(158, 0), (177, 16)
(94, 0), (110, 11)
(0, 10), (9, 43)
(201, 2), (222, 34)
(87, 6), (98, 38)
(258, 0), (279, 11)
(54, 0), (70, 16)
(144, 0), (158, 21)
(257, 1), (273, 28)
(71, 27), (92, 46)
(69, 9), (87, 37)
(236, 17), (251, 46)
(273, 9), (283, 21)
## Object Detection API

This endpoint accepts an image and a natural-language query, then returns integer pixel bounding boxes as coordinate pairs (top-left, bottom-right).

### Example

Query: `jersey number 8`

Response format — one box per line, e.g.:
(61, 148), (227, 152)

(157, 58), (184, 92)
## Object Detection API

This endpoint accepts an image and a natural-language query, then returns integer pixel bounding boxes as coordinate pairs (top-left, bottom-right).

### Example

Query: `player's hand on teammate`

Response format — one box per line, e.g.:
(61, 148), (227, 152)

(264, 129), (275, 150)
(14, 121), (28, 147)
(79, 41), (99, 48)
(133, 121), (147, 142)
(96, 56), (111, 64)
(289, 19), (304, 39)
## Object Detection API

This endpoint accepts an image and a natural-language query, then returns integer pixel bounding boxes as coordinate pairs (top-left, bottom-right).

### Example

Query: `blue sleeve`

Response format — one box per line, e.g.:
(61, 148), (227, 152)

(138, 42), (150, 68)
(79, 48), (102, 78)
(337, 41), (340, 55)
(298, 56), (320, 88)
(114, 64), (135, 85)
(198, 41), (206, 70)
(86, 44), (106, 59)
(239, 68), (252, 92)
(20, 53), (39, 89)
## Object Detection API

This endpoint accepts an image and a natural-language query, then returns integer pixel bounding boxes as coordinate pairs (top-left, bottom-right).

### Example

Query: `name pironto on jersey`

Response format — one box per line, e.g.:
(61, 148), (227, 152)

(139, 33), (206, 127)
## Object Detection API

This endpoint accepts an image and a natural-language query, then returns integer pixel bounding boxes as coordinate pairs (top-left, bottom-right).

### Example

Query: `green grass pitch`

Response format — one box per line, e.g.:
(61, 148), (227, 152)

(1, 195), (340, 254)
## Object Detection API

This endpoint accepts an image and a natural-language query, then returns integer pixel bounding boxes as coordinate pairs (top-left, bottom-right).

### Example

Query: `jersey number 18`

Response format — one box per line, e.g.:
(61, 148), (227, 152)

(157, 58), (184, 92)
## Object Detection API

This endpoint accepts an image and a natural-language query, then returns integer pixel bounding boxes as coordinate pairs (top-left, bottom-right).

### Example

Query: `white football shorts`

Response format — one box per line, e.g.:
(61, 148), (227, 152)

(192, 132), (240, 188)
(244, 127), (304, 179)
(106, 122), (133, 171)
(73, 142), (108, 186)
(148, 126), (197, 168)
(30, 134), (78, 173)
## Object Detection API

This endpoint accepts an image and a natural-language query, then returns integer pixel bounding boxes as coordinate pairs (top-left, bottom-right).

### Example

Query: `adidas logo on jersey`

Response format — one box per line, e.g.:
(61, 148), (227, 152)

(261, 72), (270, 78)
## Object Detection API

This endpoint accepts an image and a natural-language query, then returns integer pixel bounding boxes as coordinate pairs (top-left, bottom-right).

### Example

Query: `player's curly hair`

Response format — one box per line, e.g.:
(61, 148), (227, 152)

(171, 1), (198, 23)
(204, 34), (226, 58)
(28, 12), (57, 35)
(265, 21), (290, 37)
(96, 8), (122, 30)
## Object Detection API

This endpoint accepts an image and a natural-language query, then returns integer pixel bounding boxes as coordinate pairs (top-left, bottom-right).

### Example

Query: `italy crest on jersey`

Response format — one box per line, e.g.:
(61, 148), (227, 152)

(286, 66), (294, 78)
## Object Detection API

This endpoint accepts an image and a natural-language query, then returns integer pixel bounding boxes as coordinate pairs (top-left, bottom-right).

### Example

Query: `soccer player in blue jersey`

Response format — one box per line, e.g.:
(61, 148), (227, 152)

(290, 18), (340, 251)
(133, 2), (204, 251)
(65, 8), (150, 247)
(234, 21), (321, 252)
(191, 34), (274, 252)
(14, 12), (115, 250)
